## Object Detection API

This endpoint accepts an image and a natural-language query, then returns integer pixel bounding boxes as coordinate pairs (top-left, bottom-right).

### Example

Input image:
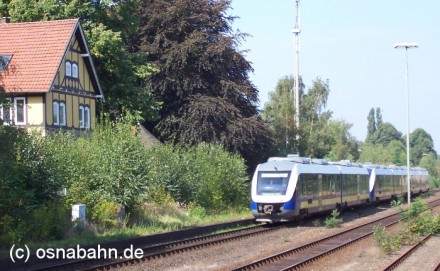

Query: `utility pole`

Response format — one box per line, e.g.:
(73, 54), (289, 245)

(292, 0), (301, 152)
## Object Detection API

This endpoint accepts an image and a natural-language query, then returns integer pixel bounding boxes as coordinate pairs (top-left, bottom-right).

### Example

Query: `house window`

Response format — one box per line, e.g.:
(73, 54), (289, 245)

(53, 101), (59, 125)
(72, 63), (78, 78)
(0, 97), (26, 125)
(79, 105), (84, 128)
(84, 106), (90, 129)
(0, 99), (11, 125)
(52, 101), (66, 127)
(59, 102), (66, 126)
(79, 105), (90, 129)
(14, 97), (26, 125)
(66, 62), (71, 77)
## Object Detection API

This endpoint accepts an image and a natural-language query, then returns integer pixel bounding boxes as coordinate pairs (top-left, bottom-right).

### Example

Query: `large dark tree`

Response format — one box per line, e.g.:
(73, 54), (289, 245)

(137, 0), (273, 168)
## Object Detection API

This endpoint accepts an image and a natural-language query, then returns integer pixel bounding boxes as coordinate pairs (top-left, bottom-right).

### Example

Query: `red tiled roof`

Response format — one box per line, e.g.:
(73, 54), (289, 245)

(0, 19), (79, 93)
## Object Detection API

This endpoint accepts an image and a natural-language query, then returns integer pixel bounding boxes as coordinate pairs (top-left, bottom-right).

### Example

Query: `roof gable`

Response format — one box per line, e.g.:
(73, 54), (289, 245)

(0, 19), (102, 96)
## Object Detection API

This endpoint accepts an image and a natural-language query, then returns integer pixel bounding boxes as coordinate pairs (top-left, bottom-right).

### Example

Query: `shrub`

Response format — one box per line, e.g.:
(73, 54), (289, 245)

(324, 209), (342, 228)
(372, 225), (404, 254)
(0, 126), (65, 247)
(44, 115), (150, 228)
(30, 201), (69, 241)
(145, 143), (250, 211)
(90, 198), (121, 231)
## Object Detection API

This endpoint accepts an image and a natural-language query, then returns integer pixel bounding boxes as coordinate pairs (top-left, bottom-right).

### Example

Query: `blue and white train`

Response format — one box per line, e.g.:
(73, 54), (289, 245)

(251, 155), (430, 222)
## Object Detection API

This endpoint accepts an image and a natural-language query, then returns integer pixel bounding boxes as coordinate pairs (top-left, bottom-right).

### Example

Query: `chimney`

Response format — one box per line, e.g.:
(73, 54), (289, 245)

(2, 17), (10, 24)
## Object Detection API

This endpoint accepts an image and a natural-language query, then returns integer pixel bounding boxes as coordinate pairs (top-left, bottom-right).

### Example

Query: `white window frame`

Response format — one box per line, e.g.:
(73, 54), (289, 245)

(59, 102), (66, 126)
(84, 106), (90, 129)
(53, 101), (59, 126)
(1, 97), (26, 125)
(0, 98), (11, 125)
(13, 97), (26, 125)
(79, 105), (84, 128)
(72, 63), (78, 78)
(66, 61), (72, 77)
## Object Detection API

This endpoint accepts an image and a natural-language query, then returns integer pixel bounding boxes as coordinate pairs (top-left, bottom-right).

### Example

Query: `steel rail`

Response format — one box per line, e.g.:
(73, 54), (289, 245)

(382, 234), (432, 271)
(28, 221), (285, 271)
(233, 198), (440, 271)
(2, 218), (256, 271)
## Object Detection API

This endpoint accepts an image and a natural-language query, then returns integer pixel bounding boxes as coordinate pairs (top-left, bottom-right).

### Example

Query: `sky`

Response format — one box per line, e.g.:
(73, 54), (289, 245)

(230, 0), (440, 152)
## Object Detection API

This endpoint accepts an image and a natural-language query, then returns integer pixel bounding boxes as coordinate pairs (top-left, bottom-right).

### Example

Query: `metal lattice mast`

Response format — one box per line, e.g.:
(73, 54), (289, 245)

(292, 0), (301, 151)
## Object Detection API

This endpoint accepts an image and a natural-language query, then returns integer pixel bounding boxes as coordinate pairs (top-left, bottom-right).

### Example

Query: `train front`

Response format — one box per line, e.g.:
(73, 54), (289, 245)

(251, 159), (299, 222)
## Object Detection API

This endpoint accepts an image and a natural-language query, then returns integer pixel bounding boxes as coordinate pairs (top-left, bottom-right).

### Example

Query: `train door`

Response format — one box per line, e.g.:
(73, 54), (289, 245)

(318, 174), (323, 210)
(357, 174), (360, 204)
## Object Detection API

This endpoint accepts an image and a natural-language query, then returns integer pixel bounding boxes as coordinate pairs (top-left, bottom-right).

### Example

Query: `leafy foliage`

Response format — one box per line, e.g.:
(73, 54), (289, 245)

(324, 209), (342, 228)
(138, 0), (273, 169)
(0, 126), (65, 246)
(144, 142), (250, 211)
(45, 115), (150, 215)
(263, 76), (359, 160)
(372, 225), (406, 255)
(373, 198), (440, 255)
(262, 76), (302, 155)
(410, 128), (437, 166)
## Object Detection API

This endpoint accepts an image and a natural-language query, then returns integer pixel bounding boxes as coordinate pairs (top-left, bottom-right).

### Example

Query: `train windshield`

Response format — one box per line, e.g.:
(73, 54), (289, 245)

(257, 172), (290, 196)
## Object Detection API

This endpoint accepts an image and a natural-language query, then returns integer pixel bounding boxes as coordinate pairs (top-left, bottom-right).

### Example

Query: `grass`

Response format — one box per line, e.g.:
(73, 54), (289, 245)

(0, 203), (252, 258)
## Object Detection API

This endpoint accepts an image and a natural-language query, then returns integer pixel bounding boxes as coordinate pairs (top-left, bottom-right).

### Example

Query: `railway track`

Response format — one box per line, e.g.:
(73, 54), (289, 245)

(382, 234), (433, 271)
(23, 220), (287, 271)
(1, 218), (256, 271)
(232, 198), (440, 271)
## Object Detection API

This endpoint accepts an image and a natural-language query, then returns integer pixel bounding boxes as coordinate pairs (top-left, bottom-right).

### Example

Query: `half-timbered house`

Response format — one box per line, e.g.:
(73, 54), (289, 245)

(0, 18), (103, 135)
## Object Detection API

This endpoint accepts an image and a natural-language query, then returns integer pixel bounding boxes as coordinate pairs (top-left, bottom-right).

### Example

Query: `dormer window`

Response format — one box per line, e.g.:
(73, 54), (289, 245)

(65, 61), (78, 79)
(0, 54), (12, 71)
(65, 61), (71, 76)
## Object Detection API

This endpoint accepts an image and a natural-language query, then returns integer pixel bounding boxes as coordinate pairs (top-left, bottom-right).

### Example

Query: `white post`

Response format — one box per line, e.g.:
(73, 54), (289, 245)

(394, 42), (418, 206)
(292, 0), (301, 152)
(72, 204), (86, 222)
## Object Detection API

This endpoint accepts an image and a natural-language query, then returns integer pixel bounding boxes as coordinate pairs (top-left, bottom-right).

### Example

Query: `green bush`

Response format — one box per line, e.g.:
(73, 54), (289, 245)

(90, 198), (120, 231)
(30, 201), (69, 241)
(44, 115), (150, 227)
(324, 209), (343, 228)
(401, 198), (428, 219)
(145, 143), (250, 211)
(372, 225), (404, 254)
(0, 126), (65, 247)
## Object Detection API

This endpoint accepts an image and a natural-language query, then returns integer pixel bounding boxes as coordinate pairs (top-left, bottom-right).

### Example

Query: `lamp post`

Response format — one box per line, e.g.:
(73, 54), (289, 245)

(394, 42), (418, 206)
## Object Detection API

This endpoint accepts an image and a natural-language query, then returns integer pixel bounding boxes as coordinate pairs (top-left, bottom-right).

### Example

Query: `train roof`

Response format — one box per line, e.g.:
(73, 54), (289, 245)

(259, 156), (429, 176)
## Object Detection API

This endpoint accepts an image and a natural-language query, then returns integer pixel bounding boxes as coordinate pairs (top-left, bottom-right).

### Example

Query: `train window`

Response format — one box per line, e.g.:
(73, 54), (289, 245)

(301, 174), (317, 196)
(322, 174), (338, 198)
(257, 172), (290, 196)
(359, 175), (369, 194)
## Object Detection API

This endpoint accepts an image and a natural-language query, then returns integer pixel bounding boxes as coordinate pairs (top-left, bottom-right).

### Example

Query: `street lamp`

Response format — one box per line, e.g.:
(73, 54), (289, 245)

(394, 42), (418, 206)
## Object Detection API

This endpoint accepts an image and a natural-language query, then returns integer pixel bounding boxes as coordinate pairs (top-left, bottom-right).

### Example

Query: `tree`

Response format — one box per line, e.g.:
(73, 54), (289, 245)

(419, 153), (439, 179)
(375, 122), (402, 146)
(366, 108), (376, 143)
(325, 120), (359, 161)
(137, 0), (273, 168)
(410, 128), (436, 166)
(376, 107), (383, 127)
(300, 77), (333, 157)
(262, 76), (303, 155)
